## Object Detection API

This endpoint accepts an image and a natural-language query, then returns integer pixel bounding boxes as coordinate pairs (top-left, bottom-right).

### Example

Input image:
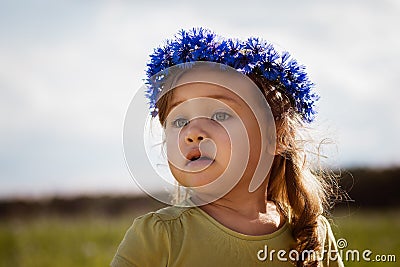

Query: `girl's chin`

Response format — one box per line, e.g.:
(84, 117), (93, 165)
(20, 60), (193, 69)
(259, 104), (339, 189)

(177, 175), (219, 188)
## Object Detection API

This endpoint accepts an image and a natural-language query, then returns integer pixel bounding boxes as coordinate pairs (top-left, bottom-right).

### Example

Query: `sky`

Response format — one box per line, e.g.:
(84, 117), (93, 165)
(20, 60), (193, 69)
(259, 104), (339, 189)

(0, 0), (399, 198)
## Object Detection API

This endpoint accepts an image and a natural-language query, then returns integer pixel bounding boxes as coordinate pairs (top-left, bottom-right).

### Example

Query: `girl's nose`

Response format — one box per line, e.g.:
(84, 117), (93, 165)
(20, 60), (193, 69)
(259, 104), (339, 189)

(186, 134), (204, 143)
(183, 119), (208, 144)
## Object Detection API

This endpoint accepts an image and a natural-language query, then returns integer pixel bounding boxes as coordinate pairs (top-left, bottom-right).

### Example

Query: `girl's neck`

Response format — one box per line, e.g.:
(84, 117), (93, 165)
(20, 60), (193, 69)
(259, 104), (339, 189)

(206, 186), (268, 218)
(193, 177), (285, 235)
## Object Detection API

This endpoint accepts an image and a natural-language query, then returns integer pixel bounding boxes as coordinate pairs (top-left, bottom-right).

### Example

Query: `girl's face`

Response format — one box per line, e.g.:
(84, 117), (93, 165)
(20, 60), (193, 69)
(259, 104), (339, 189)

(164, 79), (265, 191)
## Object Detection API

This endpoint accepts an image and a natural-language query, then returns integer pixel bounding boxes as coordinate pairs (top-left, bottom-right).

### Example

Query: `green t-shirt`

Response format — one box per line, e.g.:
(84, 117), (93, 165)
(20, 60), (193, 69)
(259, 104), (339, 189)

(111, 205), (344, 267)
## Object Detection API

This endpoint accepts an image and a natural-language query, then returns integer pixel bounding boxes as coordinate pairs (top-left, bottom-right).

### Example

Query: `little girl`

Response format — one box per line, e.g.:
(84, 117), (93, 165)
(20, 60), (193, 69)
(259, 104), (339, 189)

(112, 28), (344, 267)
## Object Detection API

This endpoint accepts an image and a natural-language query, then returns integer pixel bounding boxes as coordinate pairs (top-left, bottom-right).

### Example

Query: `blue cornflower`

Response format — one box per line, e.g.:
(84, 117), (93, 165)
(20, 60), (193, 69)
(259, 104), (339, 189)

(145, 28), (319, 123)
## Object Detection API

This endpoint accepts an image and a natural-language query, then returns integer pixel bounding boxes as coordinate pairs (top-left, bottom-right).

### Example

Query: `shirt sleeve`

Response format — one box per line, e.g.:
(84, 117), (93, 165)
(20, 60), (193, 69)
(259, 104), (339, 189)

(318, 216), (345, 267)
(110, 213), (170, 267)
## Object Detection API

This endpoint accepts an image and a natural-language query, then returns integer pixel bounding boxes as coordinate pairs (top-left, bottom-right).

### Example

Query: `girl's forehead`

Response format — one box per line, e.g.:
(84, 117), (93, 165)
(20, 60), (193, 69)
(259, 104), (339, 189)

(173, 66), (249, 90)
(167, 68), (260, 108)
(159, 65), (271, 121)
(170, 83), (243, 105)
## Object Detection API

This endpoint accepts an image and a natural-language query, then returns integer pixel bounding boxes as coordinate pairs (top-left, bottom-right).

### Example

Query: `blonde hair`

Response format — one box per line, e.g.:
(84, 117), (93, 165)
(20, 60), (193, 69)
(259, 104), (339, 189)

(249, 73), (340, 266)
(156, 71), (341, 267)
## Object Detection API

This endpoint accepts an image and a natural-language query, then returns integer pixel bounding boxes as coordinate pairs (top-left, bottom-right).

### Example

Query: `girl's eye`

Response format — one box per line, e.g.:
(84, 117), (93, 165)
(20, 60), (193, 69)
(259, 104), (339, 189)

(211, 112), (231, 122)
(172, 118), (189, 128)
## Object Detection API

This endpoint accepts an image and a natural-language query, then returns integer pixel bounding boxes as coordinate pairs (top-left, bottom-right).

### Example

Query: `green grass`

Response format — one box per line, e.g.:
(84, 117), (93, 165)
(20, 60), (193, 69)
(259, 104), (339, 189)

(0, 214), (137, 267)
(0, 209), (399, 267)
(331, 209), (400, 267)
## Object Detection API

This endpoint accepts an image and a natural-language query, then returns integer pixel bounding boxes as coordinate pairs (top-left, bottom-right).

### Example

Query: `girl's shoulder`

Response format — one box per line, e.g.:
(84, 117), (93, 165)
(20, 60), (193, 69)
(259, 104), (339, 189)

(130, 205), (196, 228)
(111, 206), (194, 267)
(126, 205), (201, 234)
(152, 205), (194, 221)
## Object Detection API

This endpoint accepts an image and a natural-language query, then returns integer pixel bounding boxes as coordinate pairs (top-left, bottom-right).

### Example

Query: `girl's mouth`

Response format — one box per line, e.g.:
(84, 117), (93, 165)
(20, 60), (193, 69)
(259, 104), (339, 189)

(185, 156), (214, 169)
(185, 149), (215, 170)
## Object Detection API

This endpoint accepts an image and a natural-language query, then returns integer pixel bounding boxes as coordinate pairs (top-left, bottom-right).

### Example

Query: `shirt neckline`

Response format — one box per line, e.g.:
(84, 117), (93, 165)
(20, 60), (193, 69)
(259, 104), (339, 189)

(185, 198), (290, 241)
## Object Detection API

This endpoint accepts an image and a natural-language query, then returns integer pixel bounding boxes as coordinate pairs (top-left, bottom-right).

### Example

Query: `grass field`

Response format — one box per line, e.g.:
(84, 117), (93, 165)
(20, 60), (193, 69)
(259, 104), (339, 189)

(332, 209), (400, 267)
(0, 208), (399, 267)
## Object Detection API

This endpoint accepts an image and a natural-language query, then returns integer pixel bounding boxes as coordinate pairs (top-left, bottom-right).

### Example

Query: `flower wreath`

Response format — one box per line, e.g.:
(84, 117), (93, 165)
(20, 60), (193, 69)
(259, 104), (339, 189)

(145, 28), (319, 123)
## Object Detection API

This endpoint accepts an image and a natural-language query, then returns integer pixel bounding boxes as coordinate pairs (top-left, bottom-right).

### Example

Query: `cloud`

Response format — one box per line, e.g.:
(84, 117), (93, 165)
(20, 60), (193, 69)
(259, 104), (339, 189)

(0, 0), (399, 197)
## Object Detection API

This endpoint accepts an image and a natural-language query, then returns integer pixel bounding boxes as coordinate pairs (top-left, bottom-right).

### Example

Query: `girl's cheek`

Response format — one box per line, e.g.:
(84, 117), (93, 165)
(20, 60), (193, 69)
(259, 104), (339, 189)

(165, 131), (181, 163)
